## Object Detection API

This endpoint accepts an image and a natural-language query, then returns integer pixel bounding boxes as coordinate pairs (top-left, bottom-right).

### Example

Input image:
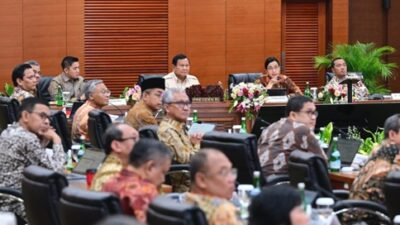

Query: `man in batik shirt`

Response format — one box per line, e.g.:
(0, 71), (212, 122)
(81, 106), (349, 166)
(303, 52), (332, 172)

(184, 149), (242, 225)
(325, 57), (369, 100)
(102, 139), (171, 223)
(90, 123), (139, 191)
(0, 97), (65, 220)
(258, 96), (326, 178)
(10, 63), (38, 102)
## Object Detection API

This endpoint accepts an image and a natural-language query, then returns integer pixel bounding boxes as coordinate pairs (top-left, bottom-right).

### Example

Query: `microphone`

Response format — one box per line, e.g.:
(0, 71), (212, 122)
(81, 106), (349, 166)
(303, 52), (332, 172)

(107, 102), (126, 122)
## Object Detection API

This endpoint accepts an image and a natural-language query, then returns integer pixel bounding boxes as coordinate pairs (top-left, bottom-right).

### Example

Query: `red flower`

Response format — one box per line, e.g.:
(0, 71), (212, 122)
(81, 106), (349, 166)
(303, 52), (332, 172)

(328, 87), (335, 95)
(254, 90), (260, 97)
(242, 88), (249, 97)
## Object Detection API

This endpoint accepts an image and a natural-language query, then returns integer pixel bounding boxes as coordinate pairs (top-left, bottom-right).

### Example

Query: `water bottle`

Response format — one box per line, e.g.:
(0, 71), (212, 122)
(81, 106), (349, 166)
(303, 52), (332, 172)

(240, 117), (247, 133)
(297, 182), (306, 211)
(56, 85), (64, 106)
(250, 171), (261, 197)
(192, 110), (198, 123)
(78, 135), (86, 160)
(329, 137), (341, 172)
(304, 81), (312, 99)
(65, 149), (74, 172)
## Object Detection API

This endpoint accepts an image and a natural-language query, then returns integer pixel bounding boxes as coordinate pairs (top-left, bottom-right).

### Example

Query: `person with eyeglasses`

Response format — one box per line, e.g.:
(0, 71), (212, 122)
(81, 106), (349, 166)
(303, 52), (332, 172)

(10, 63), (38, 103)
(125, 77), (165, 130)
(90, 123), (139, 191)
(258, 96), (326, 179)
(260, 56), (302, 96)
(71, 79), (110, 141)
(48, 56), (85, 101)
(0, 97), (66, 221)
(183, 149), (242, 225)
(102, 138), (172, 223)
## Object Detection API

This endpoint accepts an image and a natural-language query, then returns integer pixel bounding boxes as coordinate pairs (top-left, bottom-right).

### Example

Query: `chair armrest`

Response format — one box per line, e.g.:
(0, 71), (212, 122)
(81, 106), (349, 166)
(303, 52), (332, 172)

(265, 174), (290, 186)
(0, 187), (23, 200)
(334, 199), (388, 215)
(332, 189), (350, 200)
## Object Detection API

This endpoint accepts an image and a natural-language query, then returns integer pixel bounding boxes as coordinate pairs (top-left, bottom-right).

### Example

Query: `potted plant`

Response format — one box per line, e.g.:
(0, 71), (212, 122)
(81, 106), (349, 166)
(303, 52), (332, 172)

(314, 42), (397, 94)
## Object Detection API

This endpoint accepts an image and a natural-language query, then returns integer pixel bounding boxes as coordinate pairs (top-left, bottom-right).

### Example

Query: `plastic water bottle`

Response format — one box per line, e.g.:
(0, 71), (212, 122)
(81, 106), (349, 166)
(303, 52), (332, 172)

(250, 171), (261, 197)
(56, 85), (64, 106)
(297, 182), (306, 211)
(240, 117), (247, 133)
(78, 135), (86, 160)
(304, 81), (312, 99)
(192, 110), (198, 123)
(314, 197), (334, 225)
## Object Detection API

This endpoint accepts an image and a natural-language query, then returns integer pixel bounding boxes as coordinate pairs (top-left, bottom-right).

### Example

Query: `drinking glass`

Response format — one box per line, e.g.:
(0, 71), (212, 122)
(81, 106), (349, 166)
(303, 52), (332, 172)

(186, 117), (193, 130)
(237, 184), (254, 219)
(232, 125), (241, 133)
(62, 91), (71, 102)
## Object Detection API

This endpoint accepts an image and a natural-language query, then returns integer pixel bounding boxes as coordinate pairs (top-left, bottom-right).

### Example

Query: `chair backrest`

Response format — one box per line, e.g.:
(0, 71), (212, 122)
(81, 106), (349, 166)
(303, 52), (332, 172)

(288, 150), (335, 199)
(50, 110), (71, 152)
(201, 131), (265, 185)
(251, 116), (271, 141)
(0, 187), (26, 225)
(138, 125), (159, 140)
(21, 165), (68, 225)
(0, 96), (20, 131)
(138, 74), (166, 87)
(88, 109), (112, 149)
(59, 187), (123, 225)
(384, 170), (400, 220)
(325, 72), (334, 83)
(147, 195), (207, 225)
(37, 76), (53, 102)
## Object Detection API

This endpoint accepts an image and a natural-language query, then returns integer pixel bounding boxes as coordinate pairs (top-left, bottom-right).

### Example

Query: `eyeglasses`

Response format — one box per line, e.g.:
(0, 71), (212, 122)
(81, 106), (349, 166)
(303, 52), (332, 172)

(168, 101), (192, 108)
(32, 111), (51, 121)
(99, 89), (111, 95)
(298, 110), (318, 117)
(203, 168), (237, 179)
(267, 65), (280, 71)
(117, 136), (138, 142)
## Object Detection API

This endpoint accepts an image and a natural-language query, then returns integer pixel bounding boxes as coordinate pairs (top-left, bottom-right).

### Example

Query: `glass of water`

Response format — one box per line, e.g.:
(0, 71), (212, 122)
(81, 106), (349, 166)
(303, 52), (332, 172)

(237, 184), (254, 219)
(62, 91), (71, 102)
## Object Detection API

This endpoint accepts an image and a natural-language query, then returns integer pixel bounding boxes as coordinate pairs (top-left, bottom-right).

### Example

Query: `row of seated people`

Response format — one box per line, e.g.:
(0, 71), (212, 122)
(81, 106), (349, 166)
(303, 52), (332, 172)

(1, 93), (400, 224)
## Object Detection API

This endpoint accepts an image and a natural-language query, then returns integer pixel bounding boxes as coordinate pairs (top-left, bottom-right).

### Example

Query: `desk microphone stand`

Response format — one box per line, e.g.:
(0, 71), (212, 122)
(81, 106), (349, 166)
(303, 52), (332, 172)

(339, 76), (361, 103)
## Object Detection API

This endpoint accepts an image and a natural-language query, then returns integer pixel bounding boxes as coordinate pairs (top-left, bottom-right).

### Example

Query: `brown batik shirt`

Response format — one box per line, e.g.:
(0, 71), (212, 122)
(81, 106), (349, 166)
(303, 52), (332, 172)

(257, 118), (326, 177)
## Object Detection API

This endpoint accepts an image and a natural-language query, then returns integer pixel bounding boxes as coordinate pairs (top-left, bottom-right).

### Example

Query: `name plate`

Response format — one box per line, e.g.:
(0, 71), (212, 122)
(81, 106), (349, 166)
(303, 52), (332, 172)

(108, 98), (127, 106)
(265, 96), (288, 103)
(391, 93), (400, 100)
(191, 97), (221, 102)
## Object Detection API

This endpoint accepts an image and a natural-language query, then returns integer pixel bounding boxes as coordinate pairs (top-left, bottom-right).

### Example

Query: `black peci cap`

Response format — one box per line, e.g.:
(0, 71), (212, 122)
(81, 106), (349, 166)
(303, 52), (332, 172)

(140, 77), (165, 92)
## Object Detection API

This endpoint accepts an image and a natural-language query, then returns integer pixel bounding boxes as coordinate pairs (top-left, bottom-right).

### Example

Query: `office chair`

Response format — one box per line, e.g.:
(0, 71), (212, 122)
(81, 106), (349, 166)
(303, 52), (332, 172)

(88, 109), (112, 149)
(50, 110), (71, 152)
(384, 170), (400, 220)
(147, 195), (207, 225)
(201, 131), (266, 186)
(0, 187), (26, 225)
(21, 165), (68, 225)
(59, 187), (123, 225)
(0, 96), (20, 131)
(37, 76), (53, 102)
(138, 125), (159, 140)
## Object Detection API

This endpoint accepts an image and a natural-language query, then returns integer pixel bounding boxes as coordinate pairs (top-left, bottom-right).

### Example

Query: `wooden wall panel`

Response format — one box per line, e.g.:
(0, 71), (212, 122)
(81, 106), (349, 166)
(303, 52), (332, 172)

(0, 0), (23, 87)
(332, 0), (349, 45)
(226, 0), (265, 76)
(264, 0), (282, 62)
(186, 0), (226, 86)
(168, 0), (186, 71)
(84, 0), (168, 95)
(67, 0), (85, 75)
(388, 0), (400, 91)
(23, 0), (67, 76)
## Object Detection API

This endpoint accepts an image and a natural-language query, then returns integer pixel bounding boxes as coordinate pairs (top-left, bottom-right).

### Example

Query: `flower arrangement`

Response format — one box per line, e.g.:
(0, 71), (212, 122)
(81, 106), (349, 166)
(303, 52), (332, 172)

(229, 82), (268, 119)
(121, 85), (141, 105)
(318, 83), (346, 104)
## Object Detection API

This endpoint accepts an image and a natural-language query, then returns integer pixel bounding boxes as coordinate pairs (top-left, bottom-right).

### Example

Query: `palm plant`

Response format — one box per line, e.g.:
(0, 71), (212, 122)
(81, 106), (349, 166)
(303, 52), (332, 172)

(314, 42), (397, 93)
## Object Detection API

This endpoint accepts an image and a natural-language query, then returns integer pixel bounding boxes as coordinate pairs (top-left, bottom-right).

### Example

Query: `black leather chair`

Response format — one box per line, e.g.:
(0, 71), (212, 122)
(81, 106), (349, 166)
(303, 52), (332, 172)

(201, 131), (265, 185)
(384, 170), (400, 220)
(88, 109), (112, 149)
(138, 125), (159, 140)
(138, 73), (166, 87)
(251, 116), (271, 141)
(288, 150), (391, 224)
(37, 76), (53, 102)
(0, 187), (26, 225)
(50, 110), (71, 152)
(325, 72), (334, 83)
(59, 187), (123, 225)
(147, 195), (207, 225)
(21, 165), (68, 225)
(228, 73), (262, 97)
(0, 96), (20, 131)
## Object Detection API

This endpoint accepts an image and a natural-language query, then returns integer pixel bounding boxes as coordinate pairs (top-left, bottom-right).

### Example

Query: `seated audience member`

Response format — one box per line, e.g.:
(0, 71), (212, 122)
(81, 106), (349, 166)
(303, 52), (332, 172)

(48, 56), (85, 101)
(125, 77), (165, 130)
(164, 53), (200, 90)
(261, 57), (302, 95)
(350, 114), (400, 204)
(249, 185), (309, 225)
(24, 60), (41, 81)
(258, 96), (326, 178)
(10, 64), (38, 102)
(102, 138), (172, 223)
(71, 80), (110, 141)
(0, 98), (65, 220)
(90, 123), (139, 191)
(325, 57), (369, 100)
(184, 149), (242, 225)
(157, 88), (202, 163)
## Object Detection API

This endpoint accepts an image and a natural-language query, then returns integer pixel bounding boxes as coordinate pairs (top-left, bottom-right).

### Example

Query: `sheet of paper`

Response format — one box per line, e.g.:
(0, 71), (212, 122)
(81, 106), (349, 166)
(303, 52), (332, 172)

(188, 123), (216, 135)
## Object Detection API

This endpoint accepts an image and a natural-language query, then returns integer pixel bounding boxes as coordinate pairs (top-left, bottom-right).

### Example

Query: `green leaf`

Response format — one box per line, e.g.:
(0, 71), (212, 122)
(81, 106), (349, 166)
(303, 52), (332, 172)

(4, 83), (14, 97)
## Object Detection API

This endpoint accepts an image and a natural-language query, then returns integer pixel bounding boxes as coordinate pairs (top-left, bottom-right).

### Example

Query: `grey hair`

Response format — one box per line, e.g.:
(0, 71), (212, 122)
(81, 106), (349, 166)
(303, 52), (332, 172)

(384, 114), (400, 138)
(83, 79), (103, 100)
(162, 88), (186, 104)
(24, 60), (40, 66)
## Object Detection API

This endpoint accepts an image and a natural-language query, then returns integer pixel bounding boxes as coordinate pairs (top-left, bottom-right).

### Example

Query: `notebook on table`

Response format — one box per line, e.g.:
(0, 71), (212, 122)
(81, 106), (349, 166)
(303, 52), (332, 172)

(326, 138), (362, 167)
(72, 148), (106, 175)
